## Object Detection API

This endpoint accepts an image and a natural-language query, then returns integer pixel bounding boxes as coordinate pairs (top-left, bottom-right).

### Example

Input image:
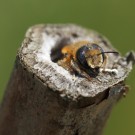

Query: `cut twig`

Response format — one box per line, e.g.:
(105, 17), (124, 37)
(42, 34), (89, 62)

(0, 24), (134, 135)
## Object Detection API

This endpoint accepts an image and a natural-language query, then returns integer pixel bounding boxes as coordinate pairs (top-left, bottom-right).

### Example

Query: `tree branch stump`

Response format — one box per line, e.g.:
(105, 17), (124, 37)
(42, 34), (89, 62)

(0, 24), (134, 135)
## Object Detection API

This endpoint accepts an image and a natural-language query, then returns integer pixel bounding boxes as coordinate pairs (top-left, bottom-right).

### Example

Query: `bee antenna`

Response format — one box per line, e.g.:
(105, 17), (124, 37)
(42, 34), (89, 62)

(97, 51), (119, 55)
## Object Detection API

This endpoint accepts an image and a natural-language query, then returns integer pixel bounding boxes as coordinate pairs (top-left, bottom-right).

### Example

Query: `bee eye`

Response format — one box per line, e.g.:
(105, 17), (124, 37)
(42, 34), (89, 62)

(76, 46), (89, 68)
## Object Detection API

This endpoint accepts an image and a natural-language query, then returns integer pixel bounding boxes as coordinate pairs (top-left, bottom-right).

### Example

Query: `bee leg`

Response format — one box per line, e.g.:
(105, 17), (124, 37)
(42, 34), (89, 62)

(100, 68), (118, 75)
(71, 59), (92, 80)
(100, 55), (118, 75)
(58, 55), (75, 74)
(101, 54), (107, 71)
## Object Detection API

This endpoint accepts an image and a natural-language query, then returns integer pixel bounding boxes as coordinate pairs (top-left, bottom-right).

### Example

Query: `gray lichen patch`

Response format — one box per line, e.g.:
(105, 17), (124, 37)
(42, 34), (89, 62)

(19, 24), (135, 100)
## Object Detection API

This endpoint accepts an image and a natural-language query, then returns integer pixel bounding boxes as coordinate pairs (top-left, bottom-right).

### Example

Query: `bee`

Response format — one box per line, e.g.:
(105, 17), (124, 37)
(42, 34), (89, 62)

(58, 41), (118, 80)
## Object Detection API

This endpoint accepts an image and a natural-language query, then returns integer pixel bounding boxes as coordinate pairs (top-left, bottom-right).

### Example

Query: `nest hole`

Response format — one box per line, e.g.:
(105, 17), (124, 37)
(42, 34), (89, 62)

(51, 37), (71, 62)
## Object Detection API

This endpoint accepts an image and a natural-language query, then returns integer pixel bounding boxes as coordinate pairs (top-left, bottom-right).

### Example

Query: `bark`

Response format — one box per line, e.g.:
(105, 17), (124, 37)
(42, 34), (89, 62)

(0, 24), (134, 135)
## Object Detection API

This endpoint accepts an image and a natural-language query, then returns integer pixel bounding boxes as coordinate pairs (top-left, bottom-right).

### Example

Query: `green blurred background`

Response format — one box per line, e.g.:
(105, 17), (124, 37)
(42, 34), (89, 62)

(0, 0), (135, 134)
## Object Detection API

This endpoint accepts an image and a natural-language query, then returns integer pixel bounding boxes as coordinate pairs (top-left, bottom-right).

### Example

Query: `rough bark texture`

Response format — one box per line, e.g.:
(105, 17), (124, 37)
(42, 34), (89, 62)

(0, 24), (134, 135)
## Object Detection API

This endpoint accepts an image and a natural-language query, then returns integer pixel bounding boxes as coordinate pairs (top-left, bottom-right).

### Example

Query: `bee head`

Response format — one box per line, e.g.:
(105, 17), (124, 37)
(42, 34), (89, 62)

(76, 43), (118, 69)
(76, 44), (104, 69)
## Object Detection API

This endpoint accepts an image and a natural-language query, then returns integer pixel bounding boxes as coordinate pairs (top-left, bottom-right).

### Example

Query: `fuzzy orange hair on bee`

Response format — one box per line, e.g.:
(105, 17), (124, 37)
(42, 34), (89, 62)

(58, 41), (118, 80)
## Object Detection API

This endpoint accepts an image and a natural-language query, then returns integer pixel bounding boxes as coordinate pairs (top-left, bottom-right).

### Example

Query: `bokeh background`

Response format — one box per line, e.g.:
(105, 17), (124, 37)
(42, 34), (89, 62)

(0, 0), (135, 135)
